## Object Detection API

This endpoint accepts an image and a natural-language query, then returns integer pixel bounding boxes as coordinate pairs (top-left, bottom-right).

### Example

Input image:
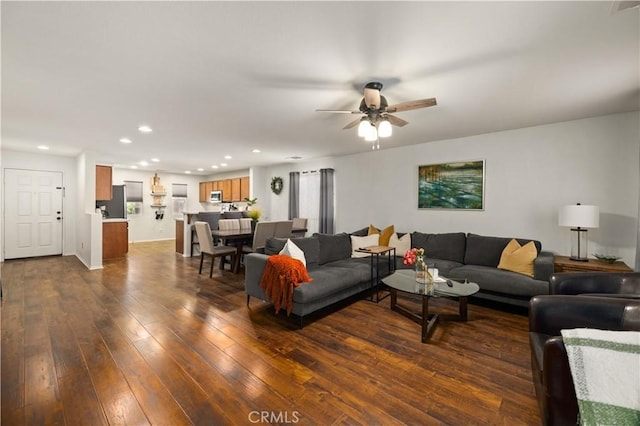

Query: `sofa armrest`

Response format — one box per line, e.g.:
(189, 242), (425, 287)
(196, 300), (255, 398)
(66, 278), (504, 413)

(528, 295), (639, 335)
(533, 251), (554, 282)
(244, 253), (270, 302)
(550, 272), (640, 295)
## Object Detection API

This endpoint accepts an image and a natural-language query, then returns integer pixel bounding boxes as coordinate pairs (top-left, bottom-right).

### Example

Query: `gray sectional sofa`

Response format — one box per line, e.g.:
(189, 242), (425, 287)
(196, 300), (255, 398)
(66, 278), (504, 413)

(244, 230), (555, 324)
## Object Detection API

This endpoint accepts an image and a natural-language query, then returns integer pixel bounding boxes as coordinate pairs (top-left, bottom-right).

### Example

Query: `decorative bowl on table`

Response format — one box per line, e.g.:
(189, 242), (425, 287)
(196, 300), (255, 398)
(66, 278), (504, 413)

(593, 254), (622, 264)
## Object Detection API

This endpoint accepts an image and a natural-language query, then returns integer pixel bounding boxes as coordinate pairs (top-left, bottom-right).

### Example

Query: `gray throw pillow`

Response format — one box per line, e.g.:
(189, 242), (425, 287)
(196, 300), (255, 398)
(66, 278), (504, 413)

(313, 233), (353, 265)
(411, 232), (466, 263)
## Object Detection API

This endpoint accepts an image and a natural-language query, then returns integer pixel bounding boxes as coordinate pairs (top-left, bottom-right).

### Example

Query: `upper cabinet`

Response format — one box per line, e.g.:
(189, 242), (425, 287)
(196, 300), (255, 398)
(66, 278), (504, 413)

(96, 165), (113, 201)
(198, 176), (250, 202)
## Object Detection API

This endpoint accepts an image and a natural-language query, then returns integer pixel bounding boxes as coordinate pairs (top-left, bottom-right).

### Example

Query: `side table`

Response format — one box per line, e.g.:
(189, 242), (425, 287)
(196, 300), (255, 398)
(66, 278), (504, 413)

(355, 245), (396, 302)
(553, 255), (633, 273)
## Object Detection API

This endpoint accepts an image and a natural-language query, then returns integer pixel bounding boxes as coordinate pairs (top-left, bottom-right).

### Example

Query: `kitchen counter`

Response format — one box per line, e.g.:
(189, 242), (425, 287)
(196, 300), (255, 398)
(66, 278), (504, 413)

(103, 218), (128, 222)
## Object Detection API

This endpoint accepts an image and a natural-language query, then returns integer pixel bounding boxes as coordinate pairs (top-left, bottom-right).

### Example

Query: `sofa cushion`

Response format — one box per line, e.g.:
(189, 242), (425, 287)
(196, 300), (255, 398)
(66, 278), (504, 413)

(351, 234), (379, 258)
(279, 239), (307, 267)
(498, 239), (537, 277)
(293, 264), (369, 303)
(314, 233), (353, 265)
(448, 264), (549, 297)
(411, 232), (467, 263)
(389, 232), (411, 257)
(464, 234), (542, 267)
(350, 227), (369, 237)
(265, 237), (320, 266)
(368, 224), (394, 246)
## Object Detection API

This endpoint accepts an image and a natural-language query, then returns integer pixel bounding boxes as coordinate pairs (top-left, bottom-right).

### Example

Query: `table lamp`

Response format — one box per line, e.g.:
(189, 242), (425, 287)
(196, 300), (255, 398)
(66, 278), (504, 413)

(558, 203), (599, 261)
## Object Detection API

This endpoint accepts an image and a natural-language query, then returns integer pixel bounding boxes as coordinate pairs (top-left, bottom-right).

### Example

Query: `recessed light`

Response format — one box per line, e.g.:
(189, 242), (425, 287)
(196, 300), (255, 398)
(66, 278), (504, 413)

(224, 155), (232, 160)
(220, 163), (228, 167)
(130, 165), (138, 169)
(252, 149), (261, 153)
(185, 171), (191, 174)
(151, 158), (160, 162)
(139, 161), (149, 166)
(138, 125), (152, 133)
(120, 138), (132, 144)
(197, 168), (204, 172)
(37, 145), (49, 150)
(211, 165), (219, 169)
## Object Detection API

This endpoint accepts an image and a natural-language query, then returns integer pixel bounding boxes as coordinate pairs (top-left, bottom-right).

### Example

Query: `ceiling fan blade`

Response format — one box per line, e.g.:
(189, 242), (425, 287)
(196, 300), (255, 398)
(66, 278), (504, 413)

(385, 114), (409, 127)
(385, 98), (437, 113)
(316, 109), (362, 114)
(343, 118), (363, 129)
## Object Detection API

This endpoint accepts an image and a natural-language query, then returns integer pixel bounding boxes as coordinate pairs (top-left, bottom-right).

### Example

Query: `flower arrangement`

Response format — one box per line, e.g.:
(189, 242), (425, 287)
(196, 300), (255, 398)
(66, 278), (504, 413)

(403, 247), (425, 266)
(246, 207), (261, 221)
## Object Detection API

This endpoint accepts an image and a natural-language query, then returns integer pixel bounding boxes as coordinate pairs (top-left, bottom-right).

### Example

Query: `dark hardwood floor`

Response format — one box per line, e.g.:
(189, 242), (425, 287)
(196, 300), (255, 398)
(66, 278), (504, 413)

(1, 240), (540, 425)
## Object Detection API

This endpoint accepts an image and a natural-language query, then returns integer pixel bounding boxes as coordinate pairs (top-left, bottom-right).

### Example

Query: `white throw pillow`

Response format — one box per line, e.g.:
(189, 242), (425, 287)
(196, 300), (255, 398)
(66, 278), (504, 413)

(279, 239), (306, 267)
(388, 232), (411, 257)
(350, 234), (380, 258)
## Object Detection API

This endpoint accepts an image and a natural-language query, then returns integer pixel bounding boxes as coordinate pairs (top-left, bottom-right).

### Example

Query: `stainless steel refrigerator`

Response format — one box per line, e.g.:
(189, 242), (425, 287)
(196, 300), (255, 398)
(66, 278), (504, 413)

(97, 185), (127, 219)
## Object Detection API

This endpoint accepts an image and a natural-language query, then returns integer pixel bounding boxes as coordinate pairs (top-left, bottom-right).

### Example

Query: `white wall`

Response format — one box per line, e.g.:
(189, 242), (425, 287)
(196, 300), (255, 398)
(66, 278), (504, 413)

(111, 168), (204, 242)
(264, 112), (640, 268)
(1, 149), (79, 260)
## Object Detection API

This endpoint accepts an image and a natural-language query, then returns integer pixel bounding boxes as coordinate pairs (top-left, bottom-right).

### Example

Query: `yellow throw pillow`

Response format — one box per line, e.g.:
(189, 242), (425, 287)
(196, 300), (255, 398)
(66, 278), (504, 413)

(498, 239), (537, 277)
(368, 224), (395, 246)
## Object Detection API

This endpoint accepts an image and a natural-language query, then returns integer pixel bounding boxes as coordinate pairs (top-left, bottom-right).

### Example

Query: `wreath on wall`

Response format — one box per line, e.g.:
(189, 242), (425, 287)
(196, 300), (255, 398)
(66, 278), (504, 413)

(270, 176), (284, 195)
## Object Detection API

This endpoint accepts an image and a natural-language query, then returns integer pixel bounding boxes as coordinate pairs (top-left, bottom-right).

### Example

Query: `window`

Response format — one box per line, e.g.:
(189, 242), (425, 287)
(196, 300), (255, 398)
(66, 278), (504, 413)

(171, 183), (188, 217)
(299, 170), (320, 234)
(124, 180), (143, 215)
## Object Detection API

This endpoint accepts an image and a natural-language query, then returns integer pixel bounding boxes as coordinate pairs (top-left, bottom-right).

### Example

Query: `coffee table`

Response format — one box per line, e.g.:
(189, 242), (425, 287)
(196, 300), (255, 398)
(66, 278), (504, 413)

(382, 269), (479, 343)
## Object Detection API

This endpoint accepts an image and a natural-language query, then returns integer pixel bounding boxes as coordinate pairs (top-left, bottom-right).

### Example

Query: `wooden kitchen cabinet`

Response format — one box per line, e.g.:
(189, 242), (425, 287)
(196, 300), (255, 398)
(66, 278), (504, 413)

(96, 165), (113, 200)
(103, 221), (129, 259)
(199, 182), (208, 202)
(231, 178), (241, 202)
(222, 179), (232, 202)
(240, 176), (250, 201)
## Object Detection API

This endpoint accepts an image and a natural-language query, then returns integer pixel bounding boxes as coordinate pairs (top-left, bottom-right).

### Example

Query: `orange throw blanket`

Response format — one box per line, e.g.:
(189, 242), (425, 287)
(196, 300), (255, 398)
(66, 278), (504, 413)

(259, 254), (312, 316)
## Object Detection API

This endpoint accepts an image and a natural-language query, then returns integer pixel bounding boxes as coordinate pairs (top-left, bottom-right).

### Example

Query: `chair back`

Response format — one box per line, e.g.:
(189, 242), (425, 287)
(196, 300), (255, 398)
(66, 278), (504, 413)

(273, 220), (294, 238)
(194, 221), (215, 254)
(218, 218), (240, 231)
(221, 211), (244, 219)
(292, 218), (307, 229)
(252, 221), (277, 250)
(239, 218), (253, 232)
(197, 212), (221, 231)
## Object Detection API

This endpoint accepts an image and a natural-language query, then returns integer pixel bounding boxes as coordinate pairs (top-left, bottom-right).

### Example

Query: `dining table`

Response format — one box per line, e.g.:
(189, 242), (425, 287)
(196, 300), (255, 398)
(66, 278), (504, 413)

(210, 227), (308, 274)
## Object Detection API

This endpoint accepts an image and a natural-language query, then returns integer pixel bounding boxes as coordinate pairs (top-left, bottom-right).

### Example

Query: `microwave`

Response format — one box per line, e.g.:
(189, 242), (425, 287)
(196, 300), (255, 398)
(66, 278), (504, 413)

(210, 190), (222, 203)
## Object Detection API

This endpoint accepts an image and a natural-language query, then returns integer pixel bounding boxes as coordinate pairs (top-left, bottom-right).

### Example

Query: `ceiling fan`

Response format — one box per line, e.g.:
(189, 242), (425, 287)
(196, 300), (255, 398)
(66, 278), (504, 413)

(316, 81), (437, 145)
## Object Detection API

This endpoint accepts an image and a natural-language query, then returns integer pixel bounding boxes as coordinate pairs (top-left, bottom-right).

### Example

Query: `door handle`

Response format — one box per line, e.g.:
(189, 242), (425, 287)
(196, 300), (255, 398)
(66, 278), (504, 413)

(57, 217), (62, 220)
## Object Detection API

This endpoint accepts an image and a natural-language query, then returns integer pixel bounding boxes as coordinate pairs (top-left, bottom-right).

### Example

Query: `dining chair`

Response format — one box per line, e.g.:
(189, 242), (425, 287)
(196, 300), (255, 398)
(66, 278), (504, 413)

(194, 221), (237, 277)
(273, 220), (294, 238)
(239, 218), (253, 232)
(218, 218), (240, 231)
(242, 221), (277, 255)
(292, 218), (308, 237)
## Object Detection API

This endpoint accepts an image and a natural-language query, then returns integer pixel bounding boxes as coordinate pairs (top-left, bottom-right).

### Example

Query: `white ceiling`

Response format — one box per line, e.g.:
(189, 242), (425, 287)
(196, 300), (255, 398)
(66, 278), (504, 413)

(2, 1), (639, 175)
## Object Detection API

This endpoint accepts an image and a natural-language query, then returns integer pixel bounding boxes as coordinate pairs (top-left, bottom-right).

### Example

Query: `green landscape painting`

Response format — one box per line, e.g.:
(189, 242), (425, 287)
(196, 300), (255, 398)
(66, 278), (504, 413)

(418, 160), (485, 209)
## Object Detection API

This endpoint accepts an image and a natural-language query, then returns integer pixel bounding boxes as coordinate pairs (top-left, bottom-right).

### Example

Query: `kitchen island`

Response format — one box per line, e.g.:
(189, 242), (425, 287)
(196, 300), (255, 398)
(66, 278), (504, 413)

(103, 218), (129, 259)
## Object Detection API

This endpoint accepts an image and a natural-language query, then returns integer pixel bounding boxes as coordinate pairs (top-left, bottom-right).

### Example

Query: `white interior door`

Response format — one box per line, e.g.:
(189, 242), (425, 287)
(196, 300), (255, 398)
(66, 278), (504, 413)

(4, 169), (63, 259)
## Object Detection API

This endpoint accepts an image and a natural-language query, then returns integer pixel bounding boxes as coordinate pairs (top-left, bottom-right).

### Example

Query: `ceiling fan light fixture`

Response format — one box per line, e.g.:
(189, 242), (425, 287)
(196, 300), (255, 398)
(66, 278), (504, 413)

(357, 119), (370, 137)
(378, 119), (392, 138)
(364, 124), (377, 142)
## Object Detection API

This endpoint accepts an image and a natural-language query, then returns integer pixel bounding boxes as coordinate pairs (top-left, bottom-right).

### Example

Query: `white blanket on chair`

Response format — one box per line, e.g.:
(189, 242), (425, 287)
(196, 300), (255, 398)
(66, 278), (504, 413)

(561, 328), (640, 425)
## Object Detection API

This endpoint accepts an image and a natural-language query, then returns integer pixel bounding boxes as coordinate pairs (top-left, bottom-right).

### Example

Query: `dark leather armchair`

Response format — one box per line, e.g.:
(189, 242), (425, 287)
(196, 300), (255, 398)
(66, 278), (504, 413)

(529, 295), (640, 425)
(549, 271), (640, 296)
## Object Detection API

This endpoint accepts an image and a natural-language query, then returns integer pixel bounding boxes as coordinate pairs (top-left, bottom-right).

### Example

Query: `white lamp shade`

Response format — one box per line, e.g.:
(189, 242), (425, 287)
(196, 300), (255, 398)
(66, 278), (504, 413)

(357, 119), (369, 137)
(364, 124), (377, 141)
(558, 204), (599, 228)
(378, 120), (392, 138)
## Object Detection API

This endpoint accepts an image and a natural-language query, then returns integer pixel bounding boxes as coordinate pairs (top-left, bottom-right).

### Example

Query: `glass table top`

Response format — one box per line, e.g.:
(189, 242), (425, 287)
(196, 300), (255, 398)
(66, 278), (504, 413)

(382, 269), (480, 297)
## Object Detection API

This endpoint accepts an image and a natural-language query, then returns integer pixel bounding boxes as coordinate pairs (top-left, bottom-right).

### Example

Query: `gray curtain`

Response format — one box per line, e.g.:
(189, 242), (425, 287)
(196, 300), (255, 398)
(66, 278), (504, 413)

(288, 171), (300, 220)
(319, 168), (335, 234)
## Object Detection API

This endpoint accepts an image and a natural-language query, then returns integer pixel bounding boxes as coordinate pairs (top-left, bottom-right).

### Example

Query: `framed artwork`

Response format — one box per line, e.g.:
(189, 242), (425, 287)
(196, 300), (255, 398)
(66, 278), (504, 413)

(418, 160), (485, 210)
